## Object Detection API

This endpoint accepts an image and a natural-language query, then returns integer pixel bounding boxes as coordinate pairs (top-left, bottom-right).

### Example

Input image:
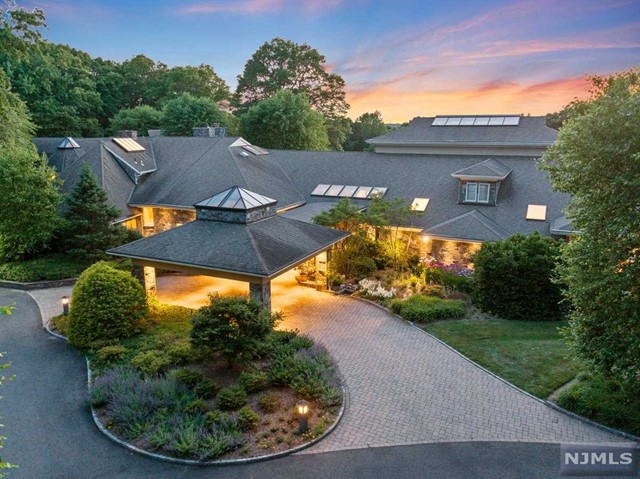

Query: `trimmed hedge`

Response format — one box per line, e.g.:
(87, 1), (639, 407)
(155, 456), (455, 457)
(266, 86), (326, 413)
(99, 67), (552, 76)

(390, 295), (466, 323)
(0, 254), (87, 282)
(67, 262), (148, 349)
(472, 233), (564, 321)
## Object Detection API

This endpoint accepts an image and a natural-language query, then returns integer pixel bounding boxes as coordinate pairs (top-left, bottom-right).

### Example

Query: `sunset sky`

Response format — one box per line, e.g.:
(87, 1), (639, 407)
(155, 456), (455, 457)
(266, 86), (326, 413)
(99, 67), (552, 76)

(23, 0), (640, 122)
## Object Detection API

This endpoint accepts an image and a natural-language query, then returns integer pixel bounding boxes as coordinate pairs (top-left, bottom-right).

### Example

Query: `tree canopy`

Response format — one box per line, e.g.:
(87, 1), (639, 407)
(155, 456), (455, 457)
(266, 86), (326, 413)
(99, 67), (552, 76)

(0, 69), (60, 260)
(343, 111), (387, 151)
(539, 69), (640, 385)
(240, 90), (329, 150)
(162, 93), (230, 136)
(110, 105), (163, 136)
(233, 38), (349, 119)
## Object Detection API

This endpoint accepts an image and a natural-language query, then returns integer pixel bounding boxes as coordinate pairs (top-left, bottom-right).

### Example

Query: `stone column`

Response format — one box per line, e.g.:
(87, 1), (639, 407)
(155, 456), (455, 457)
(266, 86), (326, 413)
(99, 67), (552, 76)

(143, 266), (157, 300)
(249, 281), (271, 311)
(315, 251), (328, 292)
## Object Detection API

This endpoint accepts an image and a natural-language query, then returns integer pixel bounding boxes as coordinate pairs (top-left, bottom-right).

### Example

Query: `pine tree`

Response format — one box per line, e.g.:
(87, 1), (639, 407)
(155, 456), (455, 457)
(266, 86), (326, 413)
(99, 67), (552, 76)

(61, 164), (127, 262)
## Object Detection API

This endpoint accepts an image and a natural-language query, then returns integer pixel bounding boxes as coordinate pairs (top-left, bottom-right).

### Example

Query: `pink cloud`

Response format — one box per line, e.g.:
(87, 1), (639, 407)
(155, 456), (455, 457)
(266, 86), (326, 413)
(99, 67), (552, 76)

(179, 0), (343, 15)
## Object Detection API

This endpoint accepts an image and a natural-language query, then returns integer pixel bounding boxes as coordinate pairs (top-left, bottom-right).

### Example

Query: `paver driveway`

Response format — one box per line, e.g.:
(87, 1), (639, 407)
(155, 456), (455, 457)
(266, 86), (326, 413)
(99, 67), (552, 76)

(152, 273), (624, 453)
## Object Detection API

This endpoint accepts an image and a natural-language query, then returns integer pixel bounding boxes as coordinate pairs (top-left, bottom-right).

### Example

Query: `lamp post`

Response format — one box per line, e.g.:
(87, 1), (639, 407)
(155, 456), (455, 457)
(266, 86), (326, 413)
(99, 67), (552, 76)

(61, 296), (70, 316)
(296, 399), (309, 434)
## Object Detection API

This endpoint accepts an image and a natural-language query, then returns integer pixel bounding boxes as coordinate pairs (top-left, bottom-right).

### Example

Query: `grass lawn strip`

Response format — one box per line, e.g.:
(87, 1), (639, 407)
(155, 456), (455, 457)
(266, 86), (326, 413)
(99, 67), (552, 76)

(424, 319), (582, 399)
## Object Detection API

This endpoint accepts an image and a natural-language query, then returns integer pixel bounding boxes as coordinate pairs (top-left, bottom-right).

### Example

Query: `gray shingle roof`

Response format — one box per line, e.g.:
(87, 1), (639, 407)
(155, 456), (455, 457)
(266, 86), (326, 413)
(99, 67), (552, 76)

(128, 137), (305, 210)
(368, 116), (558, 146)
(451, 158), (511, 180)
(423, 210), (510, 242)
(34, 137), (137, 222)
(270, 149), (570, 241)
(107, 216), (348, 278)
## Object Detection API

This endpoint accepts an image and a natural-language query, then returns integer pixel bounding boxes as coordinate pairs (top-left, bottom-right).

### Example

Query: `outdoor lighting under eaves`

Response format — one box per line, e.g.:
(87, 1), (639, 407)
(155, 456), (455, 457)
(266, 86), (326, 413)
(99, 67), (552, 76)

(61, 295), (70, 316)
(421, 235), (431, 243)
(296, 399), (309, 434)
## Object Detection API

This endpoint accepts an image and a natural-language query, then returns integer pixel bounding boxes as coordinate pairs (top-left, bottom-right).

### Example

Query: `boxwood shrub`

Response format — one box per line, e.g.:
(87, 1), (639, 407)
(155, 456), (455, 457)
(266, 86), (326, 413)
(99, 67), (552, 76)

(389, 295), (466, 323)
(67, 262), (148, 349)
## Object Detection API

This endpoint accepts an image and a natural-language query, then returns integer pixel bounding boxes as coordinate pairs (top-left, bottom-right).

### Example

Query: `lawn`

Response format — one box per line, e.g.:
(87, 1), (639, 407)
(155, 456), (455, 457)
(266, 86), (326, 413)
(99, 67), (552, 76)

(424, 319), (582, 398)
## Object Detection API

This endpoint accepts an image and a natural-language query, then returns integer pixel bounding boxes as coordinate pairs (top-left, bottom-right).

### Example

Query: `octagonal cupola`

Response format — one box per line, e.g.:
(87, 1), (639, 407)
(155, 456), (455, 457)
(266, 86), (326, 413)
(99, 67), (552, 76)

(194, 186), (277, 224)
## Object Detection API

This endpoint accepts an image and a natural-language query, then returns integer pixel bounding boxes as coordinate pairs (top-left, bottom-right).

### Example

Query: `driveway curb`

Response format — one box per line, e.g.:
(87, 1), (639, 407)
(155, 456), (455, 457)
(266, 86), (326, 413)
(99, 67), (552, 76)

(43, 318), (347, 465)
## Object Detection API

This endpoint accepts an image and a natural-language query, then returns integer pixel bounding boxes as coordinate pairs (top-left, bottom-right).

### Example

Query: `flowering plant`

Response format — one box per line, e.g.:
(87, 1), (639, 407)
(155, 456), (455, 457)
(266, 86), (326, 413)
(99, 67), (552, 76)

(359, 278), (396, 299)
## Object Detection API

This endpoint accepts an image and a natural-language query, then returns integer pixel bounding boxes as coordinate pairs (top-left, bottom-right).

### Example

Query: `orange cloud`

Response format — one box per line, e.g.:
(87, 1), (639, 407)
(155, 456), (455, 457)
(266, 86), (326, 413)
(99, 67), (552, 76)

(347, 76), (592, 123)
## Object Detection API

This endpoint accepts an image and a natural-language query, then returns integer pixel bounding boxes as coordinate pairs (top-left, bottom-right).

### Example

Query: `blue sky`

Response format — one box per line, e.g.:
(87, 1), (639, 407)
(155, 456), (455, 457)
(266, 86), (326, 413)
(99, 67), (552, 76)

(23, 0), (640, 121)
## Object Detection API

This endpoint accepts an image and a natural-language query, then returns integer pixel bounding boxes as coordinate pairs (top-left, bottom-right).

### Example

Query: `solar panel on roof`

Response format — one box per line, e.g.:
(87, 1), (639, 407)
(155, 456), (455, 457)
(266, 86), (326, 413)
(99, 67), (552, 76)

(113, 137), (145, 152)
(368, 187), (388, 199)
(311, 184), (331, 196)
(339, 186), (358, 198)
(325, 185), (345, 197)
(353, 186), (372, 199)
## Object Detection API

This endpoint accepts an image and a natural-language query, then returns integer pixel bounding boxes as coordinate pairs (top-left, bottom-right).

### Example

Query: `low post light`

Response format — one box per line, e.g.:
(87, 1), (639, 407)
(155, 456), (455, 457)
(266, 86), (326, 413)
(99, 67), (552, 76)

(61, 296), (70, 316)
(296, 399), (309, 434)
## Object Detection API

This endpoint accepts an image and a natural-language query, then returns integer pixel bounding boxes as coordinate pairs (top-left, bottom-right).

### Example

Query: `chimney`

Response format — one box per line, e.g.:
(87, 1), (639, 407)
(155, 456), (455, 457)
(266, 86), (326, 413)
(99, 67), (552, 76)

(117, 130), (138, 139)
(192, 126), (227, 138)
(147, 129), (162, 137)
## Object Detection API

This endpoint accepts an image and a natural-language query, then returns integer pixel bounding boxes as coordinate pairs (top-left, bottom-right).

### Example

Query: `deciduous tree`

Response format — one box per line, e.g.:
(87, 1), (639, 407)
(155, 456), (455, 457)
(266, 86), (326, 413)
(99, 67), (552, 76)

(162, 93), (228, 136)
(539, 69), (640, 385)
(343, 111), (387, 151)
(110, 105), (163, 136)
(240, 90), (329, 150)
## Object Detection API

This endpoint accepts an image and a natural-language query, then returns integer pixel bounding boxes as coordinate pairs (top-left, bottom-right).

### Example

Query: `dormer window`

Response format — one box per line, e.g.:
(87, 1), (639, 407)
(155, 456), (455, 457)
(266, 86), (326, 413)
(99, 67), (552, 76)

(465, 182), (490, 203)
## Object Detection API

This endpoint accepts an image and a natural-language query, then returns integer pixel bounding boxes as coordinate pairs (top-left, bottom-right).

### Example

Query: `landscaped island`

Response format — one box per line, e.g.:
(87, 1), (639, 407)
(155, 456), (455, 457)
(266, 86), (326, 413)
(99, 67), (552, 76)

(53, 263), (343, 461)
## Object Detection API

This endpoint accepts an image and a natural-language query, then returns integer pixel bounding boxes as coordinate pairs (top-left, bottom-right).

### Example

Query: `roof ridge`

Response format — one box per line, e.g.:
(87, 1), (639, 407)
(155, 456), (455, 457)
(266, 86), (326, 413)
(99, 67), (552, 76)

(469, 210), (509, 239)
(245, 226), (271, 275)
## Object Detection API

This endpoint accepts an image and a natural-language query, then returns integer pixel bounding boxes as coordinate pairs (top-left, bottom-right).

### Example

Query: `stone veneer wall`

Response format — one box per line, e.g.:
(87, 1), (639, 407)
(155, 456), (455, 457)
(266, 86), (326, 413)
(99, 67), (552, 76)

(427, 239), (481, 265)
(148, 208), (196, 235)
(196, 205), (277, 224)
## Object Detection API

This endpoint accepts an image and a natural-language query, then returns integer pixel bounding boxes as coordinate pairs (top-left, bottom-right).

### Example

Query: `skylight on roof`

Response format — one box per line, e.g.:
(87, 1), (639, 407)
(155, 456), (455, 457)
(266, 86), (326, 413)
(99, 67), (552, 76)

(411, 198), (430, 212)
(526, 204), (547, 221)
(311, 184), (386, 200)
(325, 185), (345, 197)
(58, 137), (80, 149)
(113, 137), (145, 152)
(195, 186), (276, 210)
(339, 185), (358, 197)
(432, 116), (520, 127)
(311, 184), (331, 196)
(242, 145), (269, 155)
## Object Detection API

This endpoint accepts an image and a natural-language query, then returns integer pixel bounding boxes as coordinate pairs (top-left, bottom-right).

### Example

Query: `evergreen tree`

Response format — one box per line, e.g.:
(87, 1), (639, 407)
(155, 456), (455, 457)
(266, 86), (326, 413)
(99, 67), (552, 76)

(61, 164), (127, 262)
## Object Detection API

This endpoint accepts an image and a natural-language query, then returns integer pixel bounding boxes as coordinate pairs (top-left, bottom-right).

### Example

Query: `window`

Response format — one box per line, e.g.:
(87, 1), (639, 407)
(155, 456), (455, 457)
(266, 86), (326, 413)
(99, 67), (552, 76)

(411, 198), (430, 212)
(526, 204), (547, 221)
(477, 183), (490, 203)
(353, 186), (372, 199)
(311, 184), (330, 196)
(339, 185), (358, 197)
(325, 185), (345, 197)
(465, 182), (490, 203)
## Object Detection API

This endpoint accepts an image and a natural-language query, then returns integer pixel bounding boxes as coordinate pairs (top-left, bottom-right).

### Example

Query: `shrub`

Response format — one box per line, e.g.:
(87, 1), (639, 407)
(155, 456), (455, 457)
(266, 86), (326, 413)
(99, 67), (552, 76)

(216, 385), (248, 410)
(131, 350), (172, 376)
(96, 345), (128, 363)
(421, 284), (446, 298)
(239, 370), (269, 393)
(51, 313), (68, 335)
(193, 378), (219, 399)
(472, 233), (564, 321)
(390, 295), (466, 323)
(0, 254), (87, 282)
(258, 392), (282, 413)
(183, 399), (208, 414)
(67, 262), (148, 349)
(169, 368), (204, 389)
(191, 295), (281, 368)
(167, 340), (197, 365)
(556, 374), (640, 436)
(237, 407), (259, 432)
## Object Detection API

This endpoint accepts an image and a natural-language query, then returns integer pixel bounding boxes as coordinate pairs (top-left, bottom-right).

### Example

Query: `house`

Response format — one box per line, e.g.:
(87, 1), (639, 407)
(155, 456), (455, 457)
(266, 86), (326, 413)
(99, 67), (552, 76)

(34, 115), (572, 268)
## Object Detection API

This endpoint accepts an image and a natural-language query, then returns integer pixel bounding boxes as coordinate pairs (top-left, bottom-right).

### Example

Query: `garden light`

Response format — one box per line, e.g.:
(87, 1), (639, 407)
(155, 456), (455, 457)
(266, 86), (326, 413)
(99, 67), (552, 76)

(61, 295), (70, 316)
(296, 399), (309, 434)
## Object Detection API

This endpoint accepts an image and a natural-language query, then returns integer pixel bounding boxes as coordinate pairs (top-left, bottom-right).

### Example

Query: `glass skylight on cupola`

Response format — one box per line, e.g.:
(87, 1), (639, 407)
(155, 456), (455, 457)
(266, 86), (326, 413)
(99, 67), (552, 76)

(58, 137), (80, 149)
(195, 186), (276, 210)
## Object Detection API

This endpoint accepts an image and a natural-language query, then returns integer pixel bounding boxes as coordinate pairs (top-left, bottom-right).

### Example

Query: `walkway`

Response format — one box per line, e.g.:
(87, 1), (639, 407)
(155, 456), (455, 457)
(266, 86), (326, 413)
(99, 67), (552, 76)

(152, 273), (624, 452)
